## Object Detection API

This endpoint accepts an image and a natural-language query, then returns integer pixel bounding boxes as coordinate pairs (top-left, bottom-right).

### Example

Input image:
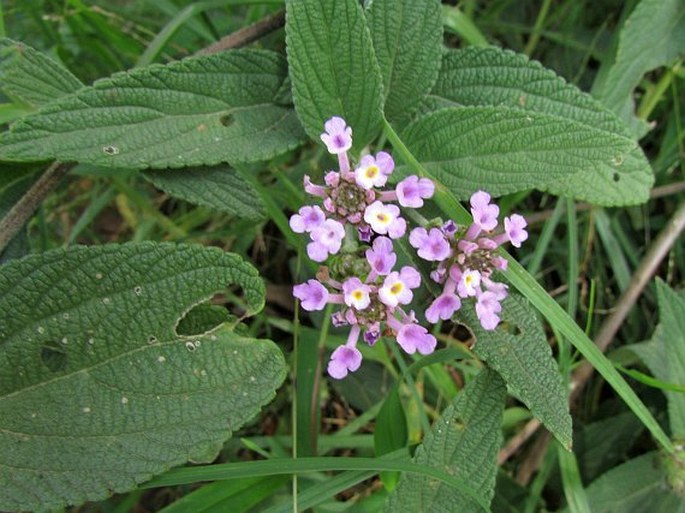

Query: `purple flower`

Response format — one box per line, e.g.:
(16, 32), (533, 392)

(483, 277), (508, 301)
(364, 328), (381, 345)
(366, 236), (396, 276)
(409, 227), (451, 261)
(364, 201), (406, 239)
(294, 280), (329, 311)
(331, 311), (349, 327)
(378, 267), (421, 307)
(320, 117), (352, 155)
(307, 219), (345, 262)
(328, 344), (362, 379)
(289, 205), (325, 233)
(475, 291), (502, 330)
(470, 191), (499, 231)
(425, 293), (461, 323)
(396, 323), (437, 355)
(505, 214), (528, 248)
(354, 152), (394, 190)
(342, 277), (372, 309)
(396, 176), (435, 208)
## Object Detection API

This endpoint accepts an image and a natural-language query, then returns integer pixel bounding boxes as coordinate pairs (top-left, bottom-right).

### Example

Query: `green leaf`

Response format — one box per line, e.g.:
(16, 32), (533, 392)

(465, 294), (572, 449)
(375, 388), (408, 490)
(402, 106), (638, 202)
(366, 0), (443, 125)
(574, 453), (685, 513)
(626, 279), (685, 438)
(427, 47), (653, 205)
(0, 38), (83, 108)
(383, 368), (505, 513)
(0, 243), (287, 512)
(0, 50), (307, 168)
(285, 0), (383, 150)
(143, 165), (265, 221)
(592, 0), (685, 135)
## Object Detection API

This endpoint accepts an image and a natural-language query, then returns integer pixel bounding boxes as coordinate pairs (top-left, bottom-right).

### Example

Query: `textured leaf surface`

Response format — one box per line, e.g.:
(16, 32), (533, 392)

(592, 0), (685, 134)
(572, 453), (685, 513)
(0, 243), (286, 512)
(428, 47), (653, 205)
(143, 166), (265, 221)
(465, 294), (572, 448)
(366, 0), (442, 125)
(0, 38), (83, 108)
(0, 50), (306, 168)
(402, 106), (637, 201)
(627, 280), (685, 438)
(285, 0), (383, 149)
(384, 368), (505, 513)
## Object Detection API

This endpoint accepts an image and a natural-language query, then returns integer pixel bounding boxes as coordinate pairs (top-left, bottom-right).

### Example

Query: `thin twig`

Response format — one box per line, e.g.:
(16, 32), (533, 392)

(195, 10), (285, 56)
(571, 200), (685, 400)
(0, 162), (74, 254)
(497, 418), (541, 465)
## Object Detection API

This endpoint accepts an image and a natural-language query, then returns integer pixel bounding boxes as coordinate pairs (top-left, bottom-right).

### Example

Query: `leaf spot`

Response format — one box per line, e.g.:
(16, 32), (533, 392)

(121, 397), (129, 405)
(157, 356), (166, 363)
(82, 407), (91, 413)
(219, 114), (234, 127)
(134, 286), (142, 296)
(102, 145), (119, 156)
(147, 335), (158, 344)
(40, 341), (67, 372)
(185, 341), (197, 352)
(102, 297), (111, 305)
(613, 173), (620, 182)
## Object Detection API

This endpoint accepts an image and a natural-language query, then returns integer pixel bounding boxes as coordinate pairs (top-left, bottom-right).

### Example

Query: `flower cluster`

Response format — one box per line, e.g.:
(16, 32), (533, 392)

(410, 191), (528, 330)
(292, 117), (528, 380)
(289, 116), (434, 262)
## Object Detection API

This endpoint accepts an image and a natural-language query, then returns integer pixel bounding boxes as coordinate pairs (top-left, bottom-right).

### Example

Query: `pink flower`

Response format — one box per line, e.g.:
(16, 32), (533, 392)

(505, 214), (528, 248)
(294, 280), (329, 311)
(327, 344), (362, 379)
(396, 176), (435, 208)
(409, 227), (451, 261)
(289, 205), (325, 233)
(396, 323), (437, 355)
(354, 152), (394, 190)
(365, 236), (396, 276)
(425, 293), (461, 323)
(320, 116), (352, 154)
(342, 277), (372, 309)
(476, 291), (502, 330)
(457, 269), (481, 297)
(307, 219), (345, 262)
(378, 267), (421, 307)
(470, 191), (499, 231)
(363, 201), (406, 238)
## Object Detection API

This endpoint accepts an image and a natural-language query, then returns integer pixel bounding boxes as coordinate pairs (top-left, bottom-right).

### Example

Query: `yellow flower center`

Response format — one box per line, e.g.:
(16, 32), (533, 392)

(365, 166), (379, 179)
(390, 283), (403, 295)
(352, 290), (364, 301)
(376, 213), (388, 223)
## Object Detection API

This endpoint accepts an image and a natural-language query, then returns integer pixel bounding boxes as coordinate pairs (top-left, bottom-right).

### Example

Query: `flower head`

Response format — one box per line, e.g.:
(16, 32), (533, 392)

(343, 277), (372, 310)
(476, 291), (502, 330)
(505, 214), (529, 248)
(307, 219), (345, 262)
(470, 191), (499, 231)
(366, 236), (396, 276)
(379, 267), (421, 307)
(327, 344), (362, 379)
(409, 227), (451, 261)
(289, 205), (325, 233)
(364, 201), (406, 238)
(396, 323), (437, 355)
(425, 293), (461, 323)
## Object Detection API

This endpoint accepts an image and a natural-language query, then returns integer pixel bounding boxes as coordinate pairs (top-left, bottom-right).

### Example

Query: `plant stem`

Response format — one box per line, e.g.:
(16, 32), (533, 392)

(524, 0), (553, 56)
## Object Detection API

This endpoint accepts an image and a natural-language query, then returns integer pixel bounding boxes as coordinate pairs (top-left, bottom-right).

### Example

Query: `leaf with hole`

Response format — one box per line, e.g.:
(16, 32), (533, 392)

(402, 105), (638, 202)
(425, 47), (653, 205)
(0, 50), (307, 168)
(0, 242), (286, 512)
(383, 367), (505, 513)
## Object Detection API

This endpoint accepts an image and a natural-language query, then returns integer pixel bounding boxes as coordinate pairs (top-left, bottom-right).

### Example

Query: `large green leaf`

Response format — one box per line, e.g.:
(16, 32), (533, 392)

(143, 165), (265, 221)
(366, 0), (443, 125)
(383, 367), (505, 513)
(570, 453), (685, 513)
(626, 279), (685, 438)
(0, 243), (286, 512)
(465, 294), (572, 449)
(592, 0), (685, 136)
(0, 50), (307, 168)
(285, 0), (383, 150)
(401, 106), (638, 201)
(427, 47), (653, 205)
(0, 38), (83, 108)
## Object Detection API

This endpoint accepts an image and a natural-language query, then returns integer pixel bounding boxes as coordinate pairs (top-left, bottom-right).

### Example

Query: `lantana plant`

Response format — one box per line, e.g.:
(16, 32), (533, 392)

(292, 117), (529, 379)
